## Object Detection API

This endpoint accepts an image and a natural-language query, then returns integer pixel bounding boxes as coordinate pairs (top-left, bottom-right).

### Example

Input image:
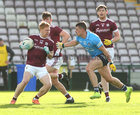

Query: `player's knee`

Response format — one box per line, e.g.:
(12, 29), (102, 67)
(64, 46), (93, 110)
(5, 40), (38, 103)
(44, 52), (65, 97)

(22, 80), (29, 85)
(86, 66), (93, 73)
(52, 78), (59, 86)
(105, 77), (113, 83)
(44, 81), (52, 89)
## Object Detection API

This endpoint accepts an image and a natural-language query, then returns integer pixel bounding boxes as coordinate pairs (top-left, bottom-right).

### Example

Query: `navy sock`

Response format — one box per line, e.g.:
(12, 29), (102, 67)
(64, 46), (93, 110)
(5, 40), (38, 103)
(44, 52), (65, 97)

(121, 85), (127, 91)
(94, 87), (99, 92)
(12, 97), (17, 101)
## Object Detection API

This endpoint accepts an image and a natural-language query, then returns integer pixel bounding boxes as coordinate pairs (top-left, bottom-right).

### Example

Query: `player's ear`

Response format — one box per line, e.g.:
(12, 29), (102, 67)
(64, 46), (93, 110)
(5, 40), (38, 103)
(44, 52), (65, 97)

(106, 10), (108, 14)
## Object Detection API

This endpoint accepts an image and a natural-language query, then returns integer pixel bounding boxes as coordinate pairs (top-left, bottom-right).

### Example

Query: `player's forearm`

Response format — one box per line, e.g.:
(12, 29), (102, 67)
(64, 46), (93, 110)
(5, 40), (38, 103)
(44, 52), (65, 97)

(112, 36), (120, 43)
(64, 40), (78, 47)
(99, 46), (111, 62)
(111, 31), (120, 43)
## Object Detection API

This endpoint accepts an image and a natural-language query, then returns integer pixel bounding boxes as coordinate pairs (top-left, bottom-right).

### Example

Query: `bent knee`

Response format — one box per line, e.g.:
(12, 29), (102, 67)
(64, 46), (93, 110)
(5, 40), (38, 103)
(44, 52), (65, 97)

(22, 80), (29, 85)
(86, 66), (94, 73)
(51, 78), (59, 86)
(44, 82), (52, 89)
(105, 77), (113, 83)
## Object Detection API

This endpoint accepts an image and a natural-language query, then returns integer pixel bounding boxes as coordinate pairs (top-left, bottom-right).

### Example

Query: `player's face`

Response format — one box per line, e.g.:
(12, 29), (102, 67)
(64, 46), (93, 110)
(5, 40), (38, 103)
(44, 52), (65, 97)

(75, 26), (84, 36)
(43, 17), (52, 24)
(97, 8), (107, 19)
(40, 27), (50, 37)
(0, 40), (4, 46)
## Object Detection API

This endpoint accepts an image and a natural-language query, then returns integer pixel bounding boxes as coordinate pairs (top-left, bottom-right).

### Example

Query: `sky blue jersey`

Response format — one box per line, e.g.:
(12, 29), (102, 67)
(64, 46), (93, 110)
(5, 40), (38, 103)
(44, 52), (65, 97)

(76, 30), (103, 58)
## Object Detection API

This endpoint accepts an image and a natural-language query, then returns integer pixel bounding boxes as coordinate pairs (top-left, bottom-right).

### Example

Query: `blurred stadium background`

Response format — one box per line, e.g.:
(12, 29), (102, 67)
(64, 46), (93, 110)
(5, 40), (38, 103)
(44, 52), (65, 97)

(0, 0), (140, 91)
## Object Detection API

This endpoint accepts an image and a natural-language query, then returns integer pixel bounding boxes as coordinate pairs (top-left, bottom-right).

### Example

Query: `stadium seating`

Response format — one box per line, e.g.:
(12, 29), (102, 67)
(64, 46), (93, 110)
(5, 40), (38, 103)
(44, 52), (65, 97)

(0, 0), (140, 72)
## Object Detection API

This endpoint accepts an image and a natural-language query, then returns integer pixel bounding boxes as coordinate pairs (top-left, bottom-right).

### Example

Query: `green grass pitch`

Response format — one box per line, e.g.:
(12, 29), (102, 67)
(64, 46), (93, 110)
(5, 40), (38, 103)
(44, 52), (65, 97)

(0, 91), (139, 115)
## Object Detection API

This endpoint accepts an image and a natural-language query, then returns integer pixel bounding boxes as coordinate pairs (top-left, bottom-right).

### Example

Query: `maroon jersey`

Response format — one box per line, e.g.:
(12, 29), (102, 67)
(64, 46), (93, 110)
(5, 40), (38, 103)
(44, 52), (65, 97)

(50, 25), (62, 57)
(89, 18), (118, 48)
(26, 34), (54, 67)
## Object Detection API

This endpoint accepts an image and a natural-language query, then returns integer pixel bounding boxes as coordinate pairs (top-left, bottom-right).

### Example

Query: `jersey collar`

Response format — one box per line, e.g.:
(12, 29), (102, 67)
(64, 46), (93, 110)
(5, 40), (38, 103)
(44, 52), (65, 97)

(86, 30), (90, 40)
(98, 17), (108, 22)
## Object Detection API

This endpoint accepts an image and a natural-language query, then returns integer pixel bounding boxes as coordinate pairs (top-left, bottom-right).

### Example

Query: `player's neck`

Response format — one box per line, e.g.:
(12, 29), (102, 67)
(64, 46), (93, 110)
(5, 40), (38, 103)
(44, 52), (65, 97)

(99, 17), (107, 22)
(40, 33), (48, 38)
(80, 32), (87, 39)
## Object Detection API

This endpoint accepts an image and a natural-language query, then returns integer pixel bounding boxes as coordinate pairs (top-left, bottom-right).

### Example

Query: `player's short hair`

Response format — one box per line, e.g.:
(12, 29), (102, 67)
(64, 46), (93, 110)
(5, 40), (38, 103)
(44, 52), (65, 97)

(39, 21), (50, 30)
(96, 4), (108, 11)
(76, 21), (87, 31)
(0, 38), (3, 41)
(42, 11), (52, 20)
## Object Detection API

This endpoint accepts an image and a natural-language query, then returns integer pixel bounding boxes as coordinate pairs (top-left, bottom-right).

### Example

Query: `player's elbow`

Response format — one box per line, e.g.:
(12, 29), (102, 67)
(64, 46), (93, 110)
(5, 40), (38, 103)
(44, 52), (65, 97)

(117, 36), (120, 41)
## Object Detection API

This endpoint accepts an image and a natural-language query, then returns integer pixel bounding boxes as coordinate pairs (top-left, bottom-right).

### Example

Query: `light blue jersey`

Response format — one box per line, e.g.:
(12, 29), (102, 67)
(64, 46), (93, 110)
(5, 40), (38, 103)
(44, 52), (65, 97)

(76, 30), (103, 58)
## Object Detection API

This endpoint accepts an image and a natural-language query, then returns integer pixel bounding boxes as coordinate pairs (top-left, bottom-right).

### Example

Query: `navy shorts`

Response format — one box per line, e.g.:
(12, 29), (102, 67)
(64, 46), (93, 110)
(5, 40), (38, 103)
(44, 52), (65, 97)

(97, 53), (108, 66)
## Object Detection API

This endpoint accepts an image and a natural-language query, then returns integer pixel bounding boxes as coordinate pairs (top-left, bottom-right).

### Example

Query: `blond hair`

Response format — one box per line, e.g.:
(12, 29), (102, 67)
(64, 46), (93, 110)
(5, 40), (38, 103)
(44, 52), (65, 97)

(96, 5), (107, 11)
(39, 21), (50, 30)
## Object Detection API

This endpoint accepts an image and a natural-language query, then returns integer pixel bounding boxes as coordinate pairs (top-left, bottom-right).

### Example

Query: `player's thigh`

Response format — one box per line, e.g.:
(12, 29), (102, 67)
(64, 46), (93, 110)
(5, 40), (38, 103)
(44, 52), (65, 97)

(86, 57), (103, 70)
(22, 71), (32, 83)
(23, 65), (35, 82)
(46, 64), (58, 73)
(98, 65), (112, 82)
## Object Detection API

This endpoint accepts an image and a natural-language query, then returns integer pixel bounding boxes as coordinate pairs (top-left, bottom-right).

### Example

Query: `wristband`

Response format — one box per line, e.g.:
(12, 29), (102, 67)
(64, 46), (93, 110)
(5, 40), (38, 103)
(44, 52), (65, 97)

(62, 44), (65, 48)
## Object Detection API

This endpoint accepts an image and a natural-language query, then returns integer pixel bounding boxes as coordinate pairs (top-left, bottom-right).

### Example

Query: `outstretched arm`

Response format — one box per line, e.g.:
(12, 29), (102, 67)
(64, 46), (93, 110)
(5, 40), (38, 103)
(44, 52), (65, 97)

(57, 40), (79, 49)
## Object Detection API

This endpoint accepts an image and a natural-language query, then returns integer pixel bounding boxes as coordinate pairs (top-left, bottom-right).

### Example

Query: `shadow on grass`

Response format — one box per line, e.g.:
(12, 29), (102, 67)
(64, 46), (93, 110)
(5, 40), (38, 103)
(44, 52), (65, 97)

(0, 104), (45, 109)
(54, 102), (96, 108)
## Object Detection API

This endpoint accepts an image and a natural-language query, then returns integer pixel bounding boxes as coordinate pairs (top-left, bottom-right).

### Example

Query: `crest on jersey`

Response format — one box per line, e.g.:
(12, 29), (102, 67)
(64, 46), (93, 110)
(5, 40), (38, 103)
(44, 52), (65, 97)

(106, 23), (109, 27)
(88, 43), (91, 46)
(101, 23), (105, 27)
(96, 24), (100, 26)
(40, 40), (44, 44)
(45, 42), (48, 46)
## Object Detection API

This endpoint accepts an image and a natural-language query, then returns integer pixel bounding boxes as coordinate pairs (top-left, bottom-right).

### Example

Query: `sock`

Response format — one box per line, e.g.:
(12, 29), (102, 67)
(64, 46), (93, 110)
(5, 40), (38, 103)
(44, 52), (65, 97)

(34, 95), (39, 100)
(12, 97), (17, 101)
(58, 74), (64, 79)
(104, 91), (109, 98)
(94, 87), (99, 92)
(65, 93), (72, 100)
(121, 85), (127, 91)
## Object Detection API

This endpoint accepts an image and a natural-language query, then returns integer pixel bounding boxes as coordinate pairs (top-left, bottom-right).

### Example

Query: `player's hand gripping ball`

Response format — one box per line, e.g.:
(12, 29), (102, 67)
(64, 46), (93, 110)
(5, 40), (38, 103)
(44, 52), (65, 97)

(19, 38), (34, 50)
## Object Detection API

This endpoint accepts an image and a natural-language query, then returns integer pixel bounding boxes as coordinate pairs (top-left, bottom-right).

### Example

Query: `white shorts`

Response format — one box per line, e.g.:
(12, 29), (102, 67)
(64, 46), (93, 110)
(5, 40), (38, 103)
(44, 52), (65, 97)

(25, 65), (49, 80)
(106, 48), (114, 60)
(46, 57), (63, 70)
(69, 57), (76, 66)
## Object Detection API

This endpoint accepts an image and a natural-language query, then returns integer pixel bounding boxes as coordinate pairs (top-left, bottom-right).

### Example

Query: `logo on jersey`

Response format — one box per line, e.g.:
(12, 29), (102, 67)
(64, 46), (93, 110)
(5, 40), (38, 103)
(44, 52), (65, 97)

(45, 42), (48, 46)
(106, 23), (109, 27)
(88, 43), (91, 46)
(101, 23), (105, 27)
(40, 40), (44, 44)
(96, 28), (110, 33)
(96, 24), (100, 27)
